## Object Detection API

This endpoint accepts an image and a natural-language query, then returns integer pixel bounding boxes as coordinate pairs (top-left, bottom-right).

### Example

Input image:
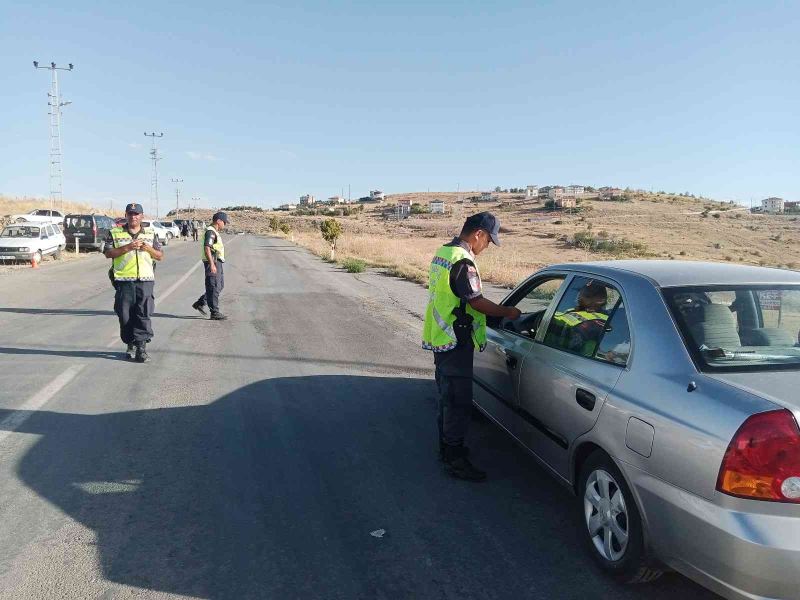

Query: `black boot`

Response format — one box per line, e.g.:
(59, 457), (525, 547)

(135, 343), (150, 363)
(443, 445), (485, 482)
(210, 312), (227, 320)
(192, 300), (207, 316)
(125, 343), (136, 360)
(439, 440), (469, 462)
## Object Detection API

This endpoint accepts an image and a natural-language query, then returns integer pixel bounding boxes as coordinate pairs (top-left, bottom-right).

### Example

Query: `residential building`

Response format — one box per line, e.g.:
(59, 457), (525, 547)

(396, 204), (411, 218)
(599, 187), (623, 200)
(276, 203), (296, 211)
(784, 201), (799, 212)
(328, 195), (347, 204)
(762, 197), (785, 214)
(566, 185), (584, 196)
(299, 194), (316, 205)
(370, 190), (385, 201)
(548, 187), (566, 200)
(525, 185), (538, 199)
(430, 200), (445, 214)
(398, 199), (415, 207)
(555, 197), (577, 209)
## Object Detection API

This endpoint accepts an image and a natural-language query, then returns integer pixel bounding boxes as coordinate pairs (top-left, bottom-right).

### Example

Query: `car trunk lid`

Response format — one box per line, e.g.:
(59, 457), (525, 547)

(707, 371), (800, 420)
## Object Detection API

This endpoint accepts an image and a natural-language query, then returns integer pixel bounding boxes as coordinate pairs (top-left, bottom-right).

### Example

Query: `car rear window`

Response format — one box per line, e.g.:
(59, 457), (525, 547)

(664, 285), (800, 371)
(65, 216), (93, 229)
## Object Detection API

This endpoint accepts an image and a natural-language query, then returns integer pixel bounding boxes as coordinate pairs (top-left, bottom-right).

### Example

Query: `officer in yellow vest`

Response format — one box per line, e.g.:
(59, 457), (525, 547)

(423, 212), (521, 481)
(103, 203), (164, 363)
(192, 211), (228, 320)
(546, 281), (609, 356)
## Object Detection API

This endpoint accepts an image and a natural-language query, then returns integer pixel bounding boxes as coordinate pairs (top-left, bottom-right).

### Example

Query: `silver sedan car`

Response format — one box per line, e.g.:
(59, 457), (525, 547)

(473, 260), (800, 600)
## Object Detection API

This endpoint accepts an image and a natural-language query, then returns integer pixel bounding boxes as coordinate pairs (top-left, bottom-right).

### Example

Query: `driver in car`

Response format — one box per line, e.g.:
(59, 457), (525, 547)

(547, 281), (609, 356)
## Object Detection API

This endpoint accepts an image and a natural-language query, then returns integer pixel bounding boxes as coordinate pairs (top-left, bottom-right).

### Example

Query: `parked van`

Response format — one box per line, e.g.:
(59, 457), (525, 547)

(63, 214), (116, 252)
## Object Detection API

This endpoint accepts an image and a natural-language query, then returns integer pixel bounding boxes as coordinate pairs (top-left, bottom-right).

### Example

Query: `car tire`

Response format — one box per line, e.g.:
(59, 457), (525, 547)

(578, 451), (662, 584)
(33, 250), (43, 265)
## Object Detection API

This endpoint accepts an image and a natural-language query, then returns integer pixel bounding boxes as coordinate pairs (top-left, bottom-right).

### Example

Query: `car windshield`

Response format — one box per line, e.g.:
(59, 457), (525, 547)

(1, 226), (40, 238)
(664, 285), (800, 371)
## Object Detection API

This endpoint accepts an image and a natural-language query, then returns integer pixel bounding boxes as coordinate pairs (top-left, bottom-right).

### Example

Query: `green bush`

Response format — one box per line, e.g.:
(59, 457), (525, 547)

(341, 258), (367, 273)
(572, 230), (648, 256)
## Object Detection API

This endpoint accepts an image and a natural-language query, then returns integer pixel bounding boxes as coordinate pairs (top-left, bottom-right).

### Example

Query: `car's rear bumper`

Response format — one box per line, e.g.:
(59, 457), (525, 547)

(627, 464), (800, 600)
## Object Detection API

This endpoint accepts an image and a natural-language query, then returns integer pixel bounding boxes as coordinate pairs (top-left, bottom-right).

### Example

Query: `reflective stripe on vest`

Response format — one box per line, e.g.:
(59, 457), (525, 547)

(422, 244), (487, 352)
(200, 225), (225, 262)
(110, 227), (156, 281)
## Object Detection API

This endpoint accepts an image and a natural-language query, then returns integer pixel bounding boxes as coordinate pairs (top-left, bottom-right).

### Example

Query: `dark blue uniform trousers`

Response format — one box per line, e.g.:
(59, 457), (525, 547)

(196, 261), (224, 315)
(114, 280), (155, 345)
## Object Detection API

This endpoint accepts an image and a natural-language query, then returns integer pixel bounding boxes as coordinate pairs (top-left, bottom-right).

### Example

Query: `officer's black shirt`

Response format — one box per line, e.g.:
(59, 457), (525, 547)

(434, 238), (483, 377)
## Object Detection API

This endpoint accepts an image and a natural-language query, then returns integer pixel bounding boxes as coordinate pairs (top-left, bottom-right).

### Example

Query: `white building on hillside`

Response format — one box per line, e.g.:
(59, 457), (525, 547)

(566, 185), (584, 196)
(328, 195), (347, 204)
(762, 197), (785, 214)
(526, 185), (538, 199)
(299, 194), (316, 205)
(430, 200), (445, 214)
(370, 190), (385, 201)
(548, 187), (565, 200)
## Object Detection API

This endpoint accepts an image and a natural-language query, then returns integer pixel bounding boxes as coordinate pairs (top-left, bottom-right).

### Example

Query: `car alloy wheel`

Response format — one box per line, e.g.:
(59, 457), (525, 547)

(584, 468), (629, 561)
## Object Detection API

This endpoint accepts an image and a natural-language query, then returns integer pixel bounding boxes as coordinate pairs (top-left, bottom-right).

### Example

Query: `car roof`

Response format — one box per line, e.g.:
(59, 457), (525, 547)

(543, 260), (800, 287)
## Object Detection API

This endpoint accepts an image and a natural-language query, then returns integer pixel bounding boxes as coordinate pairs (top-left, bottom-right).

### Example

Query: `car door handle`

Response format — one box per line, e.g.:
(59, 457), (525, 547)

(506, 355), (518, 369)
(576, 388), (596, 411)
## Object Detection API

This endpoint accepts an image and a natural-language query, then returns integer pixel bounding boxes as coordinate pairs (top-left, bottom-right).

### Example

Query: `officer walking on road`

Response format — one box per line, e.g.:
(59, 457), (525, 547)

(422, 212), (521, 481)
(104, 203), (164, 363)
(191, 212), (228, 320)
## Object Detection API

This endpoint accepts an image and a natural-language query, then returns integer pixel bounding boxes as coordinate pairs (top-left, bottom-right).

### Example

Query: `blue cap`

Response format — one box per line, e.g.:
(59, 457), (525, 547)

(212, 211), (229, 224)
(464, 212), (501, 245)
(125, 203), (144, 214)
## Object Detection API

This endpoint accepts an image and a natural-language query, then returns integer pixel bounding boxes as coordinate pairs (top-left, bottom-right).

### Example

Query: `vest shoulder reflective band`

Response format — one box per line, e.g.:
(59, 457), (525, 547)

(548, 309), (609, 356)
(422, 243), (487, 352)
(200, 225), (225, 263)
(110, 226), (156, 281)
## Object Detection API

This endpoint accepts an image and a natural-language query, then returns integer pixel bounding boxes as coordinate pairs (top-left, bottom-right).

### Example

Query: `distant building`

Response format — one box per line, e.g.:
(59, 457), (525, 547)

(430, 200), (445, 214)
(276, 203), (296, 211)
(762, 197), (785, 214)
(328, 195), (347, 205)
(785, 201), (799, 212)
(525, 185), (538, 199)
(548, 187), (565, 200)
(396, 203), (411, 218)
(566, 185), (584, 197)
(599, 187), (623, 200)
(299, 194), (316, 205)
(480, 192), (496, 202)
(370, 190), (385, 201)
(555, 197), (577, 209)
(398, 199), (415, 208)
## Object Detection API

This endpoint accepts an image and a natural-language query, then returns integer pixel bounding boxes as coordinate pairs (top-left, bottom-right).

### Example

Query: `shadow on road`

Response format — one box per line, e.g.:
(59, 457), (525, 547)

(0, 346), (126, 360)
(0, 308), (200, 320)
(0, 375), (717, 599)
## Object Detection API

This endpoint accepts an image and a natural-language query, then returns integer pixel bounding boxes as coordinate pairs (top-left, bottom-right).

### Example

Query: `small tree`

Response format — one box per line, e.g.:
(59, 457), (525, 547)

(320, 218), (342, 260)
(269, 216), (280, 232)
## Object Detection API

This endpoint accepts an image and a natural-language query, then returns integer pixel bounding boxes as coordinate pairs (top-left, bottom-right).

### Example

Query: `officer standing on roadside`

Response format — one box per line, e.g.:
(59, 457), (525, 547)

(104, 203), (163, 363)
(422, 212), (521, 481)
(191, 211), (228, 320)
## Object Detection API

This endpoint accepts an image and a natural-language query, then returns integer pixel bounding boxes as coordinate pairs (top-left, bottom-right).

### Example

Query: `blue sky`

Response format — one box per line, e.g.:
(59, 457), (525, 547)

(1, 1), (798, 212)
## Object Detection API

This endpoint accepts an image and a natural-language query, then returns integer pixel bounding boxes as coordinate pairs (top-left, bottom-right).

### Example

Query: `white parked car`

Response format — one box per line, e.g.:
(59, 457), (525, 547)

(8, 209), (65, 226)
(141, 221), (172, 246)
(156, 221), (181, 240)
(0, 222), (66, 263)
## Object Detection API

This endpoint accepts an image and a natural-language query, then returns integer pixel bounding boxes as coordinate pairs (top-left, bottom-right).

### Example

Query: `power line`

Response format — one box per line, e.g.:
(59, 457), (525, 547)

(33, 61), (73, 214)
(144, 132), (164, 218)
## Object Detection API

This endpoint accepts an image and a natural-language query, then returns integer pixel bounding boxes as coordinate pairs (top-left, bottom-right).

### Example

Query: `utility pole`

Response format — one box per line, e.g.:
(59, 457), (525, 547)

(171, 178), (183, 219)
(144, 132), (164, 218)
(33, 61), (73, 214)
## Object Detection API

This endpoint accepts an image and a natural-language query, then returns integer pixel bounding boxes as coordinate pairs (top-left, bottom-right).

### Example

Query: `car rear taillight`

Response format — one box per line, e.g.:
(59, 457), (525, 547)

(717, 409), (800, 503)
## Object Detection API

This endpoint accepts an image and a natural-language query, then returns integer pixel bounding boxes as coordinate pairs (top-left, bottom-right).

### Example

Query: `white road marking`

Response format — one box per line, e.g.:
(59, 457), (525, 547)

(0, 364), (86, 443)
(158, 260), (203, 303)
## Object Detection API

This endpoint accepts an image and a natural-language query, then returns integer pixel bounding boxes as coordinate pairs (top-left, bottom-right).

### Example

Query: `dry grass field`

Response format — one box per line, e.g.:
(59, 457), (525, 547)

(218, 191), (797, 288)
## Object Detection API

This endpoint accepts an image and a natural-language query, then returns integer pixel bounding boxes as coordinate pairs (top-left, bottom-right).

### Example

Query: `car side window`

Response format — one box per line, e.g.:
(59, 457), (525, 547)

(594, 302), (631, 366)
(543, 276), (623, 360)
(495, 277), (566, 338)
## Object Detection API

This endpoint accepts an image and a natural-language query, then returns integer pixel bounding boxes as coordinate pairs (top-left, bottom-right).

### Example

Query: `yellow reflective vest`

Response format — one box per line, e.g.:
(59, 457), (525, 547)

(110, 226), (156, 281)
(200, 225), (225, 263)
(422, 244), (486, 352)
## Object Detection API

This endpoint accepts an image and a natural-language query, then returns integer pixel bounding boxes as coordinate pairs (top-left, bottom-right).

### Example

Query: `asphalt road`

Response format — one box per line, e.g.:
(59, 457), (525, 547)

(0, 236), (720, 599)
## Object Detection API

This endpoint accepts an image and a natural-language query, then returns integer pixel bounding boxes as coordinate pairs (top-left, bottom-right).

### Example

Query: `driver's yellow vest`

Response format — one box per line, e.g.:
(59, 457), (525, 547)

(422, 244), (487, 352)
(110, 226), (156, 281)
(547, 310), (609, 356)
(200, 226), (225, 262)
